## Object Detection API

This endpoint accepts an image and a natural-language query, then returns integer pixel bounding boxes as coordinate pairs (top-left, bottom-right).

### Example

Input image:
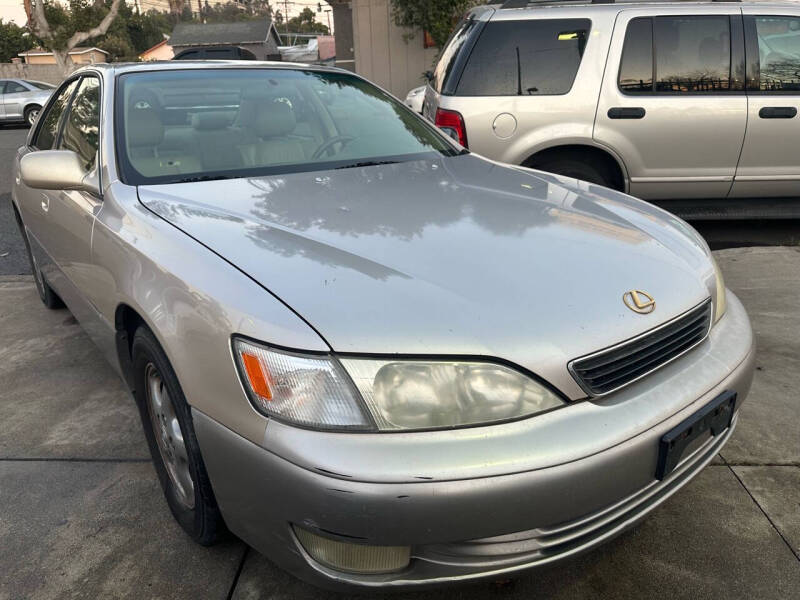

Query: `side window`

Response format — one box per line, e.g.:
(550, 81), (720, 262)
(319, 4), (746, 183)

(5, 81), (28, 94)
(58, 77), (101, 170)
(619, 18), (654, 93)
(456, 19), (591, 96)
(0, 81), (6, 94)
(754, 16), (800, 91)
(655, 16), (732, 92)
(33, 79), (79, 150)
(432, 17), (480, 94)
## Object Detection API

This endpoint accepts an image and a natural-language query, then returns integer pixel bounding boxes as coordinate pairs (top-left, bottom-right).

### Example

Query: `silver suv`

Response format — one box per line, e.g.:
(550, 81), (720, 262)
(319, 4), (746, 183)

(424, 0), (800, 201)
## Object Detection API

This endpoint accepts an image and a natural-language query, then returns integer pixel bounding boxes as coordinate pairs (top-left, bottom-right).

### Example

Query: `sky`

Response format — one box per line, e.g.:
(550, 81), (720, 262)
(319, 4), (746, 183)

(0, 0), (331, 27)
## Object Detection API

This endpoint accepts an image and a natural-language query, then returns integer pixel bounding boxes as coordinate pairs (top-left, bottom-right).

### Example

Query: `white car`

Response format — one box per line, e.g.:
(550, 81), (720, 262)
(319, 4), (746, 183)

(404, 85), (425, 114)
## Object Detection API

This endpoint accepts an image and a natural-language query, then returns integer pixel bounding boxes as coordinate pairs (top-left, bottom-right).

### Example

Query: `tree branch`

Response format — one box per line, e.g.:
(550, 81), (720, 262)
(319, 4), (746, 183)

(65, 0), (123, 51)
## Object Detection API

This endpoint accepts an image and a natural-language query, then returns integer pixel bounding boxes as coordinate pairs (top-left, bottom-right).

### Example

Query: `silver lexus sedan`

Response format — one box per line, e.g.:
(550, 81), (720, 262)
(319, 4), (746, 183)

(11, 62), (754, 590)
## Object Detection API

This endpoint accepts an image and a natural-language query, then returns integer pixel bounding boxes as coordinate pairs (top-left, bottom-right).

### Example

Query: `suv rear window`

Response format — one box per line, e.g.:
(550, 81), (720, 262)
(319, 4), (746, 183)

(456, 19), (591, 96)
(432, 17), (482, 94)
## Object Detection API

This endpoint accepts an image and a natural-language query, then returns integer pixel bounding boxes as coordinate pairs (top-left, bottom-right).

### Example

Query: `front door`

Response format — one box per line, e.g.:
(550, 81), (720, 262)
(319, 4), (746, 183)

(16, 75), (102, 324)
(595, 8), (748, 200)
(730, 10), (800, 197)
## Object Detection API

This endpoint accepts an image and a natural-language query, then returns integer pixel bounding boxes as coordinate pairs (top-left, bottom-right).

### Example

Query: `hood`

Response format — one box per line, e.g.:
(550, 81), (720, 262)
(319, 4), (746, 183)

(137, 154), (713, 398)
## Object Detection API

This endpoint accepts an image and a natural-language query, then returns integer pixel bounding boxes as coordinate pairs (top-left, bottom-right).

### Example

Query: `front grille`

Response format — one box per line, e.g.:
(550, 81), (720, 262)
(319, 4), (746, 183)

(570, 299), (712, 396)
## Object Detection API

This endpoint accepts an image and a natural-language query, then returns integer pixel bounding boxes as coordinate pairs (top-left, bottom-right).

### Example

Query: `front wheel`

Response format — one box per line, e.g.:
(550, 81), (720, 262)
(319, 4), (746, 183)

(24, 105), (41, 127)
(131, 327), (224, 545)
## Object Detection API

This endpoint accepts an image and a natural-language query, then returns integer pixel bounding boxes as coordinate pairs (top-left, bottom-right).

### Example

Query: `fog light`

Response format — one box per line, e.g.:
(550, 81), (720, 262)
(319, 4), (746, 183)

(293, 526), (411, 574)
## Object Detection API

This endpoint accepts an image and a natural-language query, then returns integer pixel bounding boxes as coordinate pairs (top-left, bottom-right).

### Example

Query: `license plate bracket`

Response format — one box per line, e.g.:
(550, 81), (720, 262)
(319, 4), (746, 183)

(656, 390), (737, 480)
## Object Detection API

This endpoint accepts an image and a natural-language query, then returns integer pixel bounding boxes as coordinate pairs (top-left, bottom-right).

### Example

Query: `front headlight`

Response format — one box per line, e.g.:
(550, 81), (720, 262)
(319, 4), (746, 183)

(234, 338), (565, 431)
(711, 255), (727, 324)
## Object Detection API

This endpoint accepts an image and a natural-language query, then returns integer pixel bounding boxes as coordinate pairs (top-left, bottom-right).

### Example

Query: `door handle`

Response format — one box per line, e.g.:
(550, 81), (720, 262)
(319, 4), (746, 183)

(41, 195), (49, 213)
(759, 106), (797, 119)
(607, 107), (646, 119)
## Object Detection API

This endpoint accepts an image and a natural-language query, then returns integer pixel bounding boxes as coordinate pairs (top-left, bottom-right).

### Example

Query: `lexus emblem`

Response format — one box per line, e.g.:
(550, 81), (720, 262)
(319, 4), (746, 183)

(623, 290), (656, 314)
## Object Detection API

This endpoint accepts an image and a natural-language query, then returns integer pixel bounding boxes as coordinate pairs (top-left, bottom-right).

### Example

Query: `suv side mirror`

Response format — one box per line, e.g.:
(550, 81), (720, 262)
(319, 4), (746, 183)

(20, 150), (100, 196)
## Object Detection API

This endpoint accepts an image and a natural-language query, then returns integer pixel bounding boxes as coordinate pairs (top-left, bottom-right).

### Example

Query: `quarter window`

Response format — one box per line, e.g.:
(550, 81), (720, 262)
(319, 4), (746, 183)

(456, 19), (591, 96)
(33, 79), (79, 150)
(754, 16), (800, 91)
(58, 77), (100, 170)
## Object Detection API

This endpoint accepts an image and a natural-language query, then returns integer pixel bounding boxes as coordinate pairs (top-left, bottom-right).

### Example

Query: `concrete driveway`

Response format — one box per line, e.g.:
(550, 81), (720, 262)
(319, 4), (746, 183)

(0, 247), (798, 599)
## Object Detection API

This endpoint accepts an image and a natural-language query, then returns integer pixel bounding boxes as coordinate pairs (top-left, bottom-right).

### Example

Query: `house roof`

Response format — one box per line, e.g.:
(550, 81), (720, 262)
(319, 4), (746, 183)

(139, 38), (171, 58)
(18, 47), (109, 57)
(169, 20), (278, 47)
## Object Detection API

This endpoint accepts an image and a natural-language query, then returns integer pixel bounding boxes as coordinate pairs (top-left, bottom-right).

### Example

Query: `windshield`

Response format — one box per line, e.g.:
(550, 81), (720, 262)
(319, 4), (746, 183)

(115, 68), (459, 185)
(26, 80), (55, 90)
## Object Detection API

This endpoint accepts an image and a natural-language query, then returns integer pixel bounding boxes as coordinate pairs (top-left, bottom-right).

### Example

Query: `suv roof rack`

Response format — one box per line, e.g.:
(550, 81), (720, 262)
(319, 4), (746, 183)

(500, 0), (740, 8)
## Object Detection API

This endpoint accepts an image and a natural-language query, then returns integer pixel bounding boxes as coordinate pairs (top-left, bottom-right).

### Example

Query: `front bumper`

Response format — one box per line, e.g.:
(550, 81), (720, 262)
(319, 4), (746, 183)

(194, 292), (755, 591)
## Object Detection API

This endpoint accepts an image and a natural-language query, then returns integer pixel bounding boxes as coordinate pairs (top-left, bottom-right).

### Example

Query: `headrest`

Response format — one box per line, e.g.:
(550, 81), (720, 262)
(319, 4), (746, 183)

(127, 109), (164, 147)
(192, 111), (233, 131)
(254, 102), (296, 138)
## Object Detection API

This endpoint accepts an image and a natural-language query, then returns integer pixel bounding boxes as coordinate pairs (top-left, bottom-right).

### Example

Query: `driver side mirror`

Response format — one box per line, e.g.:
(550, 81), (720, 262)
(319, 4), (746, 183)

(20, 150), (100, 196)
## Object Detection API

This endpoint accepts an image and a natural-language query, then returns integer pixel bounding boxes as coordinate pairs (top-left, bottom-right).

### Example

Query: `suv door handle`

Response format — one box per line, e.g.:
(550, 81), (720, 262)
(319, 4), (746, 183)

(759, 106), (797, 119)
(607, 107), (646, 119)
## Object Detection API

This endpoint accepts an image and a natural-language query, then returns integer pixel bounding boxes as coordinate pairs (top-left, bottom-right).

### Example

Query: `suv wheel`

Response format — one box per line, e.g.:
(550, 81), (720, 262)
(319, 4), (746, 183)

(131, 326), (224, 545)
(530, 155), (619, 190)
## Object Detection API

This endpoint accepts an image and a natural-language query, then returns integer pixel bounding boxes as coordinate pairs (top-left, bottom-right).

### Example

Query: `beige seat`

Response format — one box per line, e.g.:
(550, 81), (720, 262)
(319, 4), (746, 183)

(191, 111), (244, 171)
(127, 109), (201, 177)
(239, 102), (307, 167)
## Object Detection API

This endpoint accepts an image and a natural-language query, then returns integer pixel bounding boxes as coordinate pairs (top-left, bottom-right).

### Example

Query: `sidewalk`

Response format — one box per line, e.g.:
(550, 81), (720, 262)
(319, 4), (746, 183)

(1, 247), (798, 599)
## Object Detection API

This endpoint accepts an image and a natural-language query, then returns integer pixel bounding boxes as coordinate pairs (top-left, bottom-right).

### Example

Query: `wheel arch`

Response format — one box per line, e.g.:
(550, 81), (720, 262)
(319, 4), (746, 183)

(522, 143), (629, 192)
(114, 303), (148, 391)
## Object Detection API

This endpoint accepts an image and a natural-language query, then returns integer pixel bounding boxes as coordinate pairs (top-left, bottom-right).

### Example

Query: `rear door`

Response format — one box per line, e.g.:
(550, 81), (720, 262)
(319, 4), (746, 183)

(730, 10), (800, 197)
(595, 7), (747, 199)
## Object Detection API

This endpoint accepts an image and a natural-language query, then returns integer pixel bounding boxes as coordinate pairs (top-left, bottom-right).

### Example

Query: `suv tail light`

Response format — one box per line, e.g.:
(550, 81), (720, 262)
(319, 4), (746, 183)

(435, 108), (468, 148)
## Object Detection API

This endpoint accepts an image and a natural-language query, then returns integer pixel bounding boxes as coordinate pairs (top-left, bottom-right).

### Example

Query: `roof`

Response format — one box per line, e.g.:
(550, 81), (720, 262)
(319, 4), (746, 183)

(169, 20), (278, 47)
(139, 39), (171, 57)
(18, 46), (109, 57)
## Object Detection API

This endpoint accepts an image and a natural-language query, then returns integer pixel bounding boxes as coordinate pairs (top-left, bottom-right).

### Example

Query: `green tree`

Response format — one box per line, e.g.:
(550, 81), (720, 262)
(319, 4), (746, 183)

(286, 7), (328, 34)
(25, 0), (124, 72)
(0, 20), (35, 62)
(390, 0), (479, 48)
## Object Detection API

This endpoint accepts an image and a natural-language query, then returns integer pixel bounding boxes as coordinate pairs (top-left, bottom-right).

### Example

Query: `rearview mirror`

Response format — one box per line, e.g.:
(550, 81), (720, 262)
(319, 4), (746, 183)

(20, 150), (100, 196)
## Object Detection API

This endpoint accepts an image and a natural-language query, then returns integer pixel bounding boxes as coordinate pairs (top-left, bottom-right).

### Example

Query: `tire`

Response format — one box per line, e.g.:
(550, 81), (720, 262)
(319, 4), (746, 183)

(531, 156), (616, 189)
(131, 326), (223, 545)
(24, 105), (41, 127)
(15, 208), (64, 309)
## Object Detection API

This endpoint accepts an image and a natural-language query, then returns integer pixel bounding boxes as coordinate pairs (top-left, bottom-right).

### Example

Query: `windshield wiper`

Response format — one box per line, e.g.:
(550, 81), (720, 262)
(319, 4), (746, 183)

(175, 174), (233, 183)
(334, 160), (399, 170)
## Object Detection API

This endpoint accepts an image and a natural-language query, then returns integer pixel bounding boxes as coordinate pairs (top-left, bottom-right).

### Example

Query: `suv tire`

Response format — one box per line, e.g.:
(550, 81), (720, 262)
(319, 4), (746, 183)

(530, 155), (617, 190)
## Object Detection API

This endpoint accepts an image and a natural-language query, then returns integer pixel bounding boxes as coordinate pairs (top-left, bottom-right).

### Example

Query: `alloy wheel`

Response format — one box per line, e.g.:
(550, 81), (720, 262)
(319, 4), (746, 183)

(144, 363), (195, 509)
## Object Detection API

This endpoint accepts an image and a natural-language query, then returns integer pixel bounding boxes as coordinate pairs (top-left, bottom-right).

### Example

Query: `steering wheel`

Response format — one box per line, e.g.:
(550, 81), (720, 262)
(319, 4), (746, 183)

(312, 135), (355, 160)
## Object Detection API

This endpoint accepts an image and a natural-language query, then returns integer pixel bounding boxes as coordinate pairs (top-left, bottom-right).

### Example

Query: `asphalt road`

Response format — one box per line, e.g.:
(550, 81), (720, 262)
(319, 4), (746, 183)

(0, 126), (30, 276)
(2, 126), (797, 278)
